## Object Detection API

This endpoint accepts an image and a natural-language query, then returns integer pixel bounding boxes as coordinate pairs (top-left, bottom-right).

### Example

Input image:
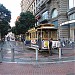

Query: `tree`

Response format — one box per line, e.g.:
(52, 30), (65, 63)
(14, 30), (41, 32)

(11, 26), (17, 35)
(14, 11), (35, 35)
(0, 4), (11, 38)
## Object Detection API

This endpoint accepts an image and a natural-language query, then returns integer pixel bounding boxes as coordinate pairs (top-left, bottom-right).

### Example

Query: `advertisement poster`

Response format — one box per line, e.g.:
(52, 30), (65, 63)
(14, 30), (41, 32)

(42, 40), (49, 49)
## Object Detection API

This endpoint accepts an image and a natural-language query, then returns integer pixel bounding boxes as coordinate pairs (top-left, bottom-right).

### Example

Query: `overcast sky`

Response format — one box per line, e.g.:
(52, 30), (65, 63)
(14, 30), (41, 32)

(0, 0), (21, 27)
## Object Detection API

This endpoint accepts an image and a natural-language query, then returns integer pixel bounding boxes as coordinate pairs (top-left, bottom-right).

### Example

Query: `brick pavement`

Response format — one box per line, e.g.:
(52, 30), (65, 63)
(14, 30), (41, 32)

(0, 41), (75, 75)
(0, 62), (75, 75)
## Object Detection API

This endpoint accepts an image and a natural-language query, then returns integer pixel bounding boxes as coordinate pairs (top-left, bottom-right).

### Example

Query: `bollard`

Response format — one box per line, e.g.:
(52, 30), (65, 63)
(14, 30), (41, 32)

(59, 48), (61, 59)
(0, 48), (2, 63)
(1, 48), (3, 59)
(16, 41), (18, 46)
(36, 48), (38, 61)
(35, 45), (39, 61)
(11, 48), (14, 62)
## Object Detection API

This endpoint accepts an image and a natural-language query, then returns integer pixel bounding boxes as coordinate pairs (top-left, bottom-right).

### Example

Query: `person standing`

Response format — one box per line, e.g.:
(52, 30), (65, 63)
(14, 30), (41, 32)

(7, 36), (10, 41)
(49, 38), (53, 56)
(62, 37), (65, 47)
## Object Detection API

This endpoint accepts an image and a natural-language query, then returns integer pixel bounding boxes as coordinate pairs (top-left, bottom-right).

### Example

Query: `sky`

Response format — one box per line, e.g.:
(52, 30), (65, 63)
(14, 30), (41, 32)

(0, 0), (21, 27)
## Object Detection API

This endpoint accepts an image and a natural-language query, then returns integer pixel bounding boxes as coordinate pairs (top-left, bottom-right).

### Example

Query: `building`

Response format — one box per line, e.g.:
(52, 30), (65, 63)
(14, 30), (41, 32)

(21, 0), (35, 13)
(21, 0), (75, 42)
(60, 0), (75, 42)
(35, 0), (68, 40)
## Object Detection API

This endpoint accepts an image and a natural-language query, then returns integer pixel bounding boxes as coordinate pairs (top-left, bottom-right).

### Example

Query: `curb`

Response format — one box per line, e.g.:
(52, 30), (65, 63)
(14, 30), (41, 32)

(2, 56), (75, 64)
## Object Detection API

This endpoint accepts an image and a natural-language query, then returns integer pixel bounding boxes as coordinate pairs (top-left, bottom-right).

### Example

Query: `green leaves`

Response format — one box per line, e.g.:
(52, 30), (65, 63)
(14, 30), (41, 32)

(0, 4), (11, 22)
(13, 11), (35, 35)
(0, 4), (11, 38)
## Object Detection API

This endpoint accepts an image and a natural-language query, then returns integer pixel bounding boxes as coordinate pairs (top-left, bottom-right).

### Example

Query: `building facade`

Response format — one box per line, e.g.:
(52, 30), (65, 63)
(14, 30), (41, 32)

(21, 0), (75, 42)
(21, 0), (35, 13)
(60, 0), (75, 42)
(35, 0), (69, 40)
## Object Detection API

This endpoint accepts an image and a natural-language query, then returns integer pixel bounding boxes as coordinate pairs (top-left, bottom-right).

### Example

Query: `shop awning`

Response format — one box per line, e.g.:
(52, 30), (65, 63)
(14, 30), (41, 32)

(60, 20), (75, 26)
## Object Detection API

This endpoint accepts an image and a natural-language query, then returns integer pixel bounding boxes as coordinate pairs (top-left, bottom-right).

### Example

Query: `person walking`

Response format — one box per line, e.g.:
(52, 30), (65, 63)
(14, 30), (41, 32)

(49, 38), (53, 56)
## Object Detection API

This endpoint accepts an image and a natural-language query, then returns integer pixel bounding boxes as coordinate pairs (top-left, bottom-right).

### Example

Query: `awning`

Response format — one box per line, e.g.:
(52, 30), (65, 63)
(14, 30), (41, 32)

(37, 26), (57, 29)
(60, 20), (75, 26)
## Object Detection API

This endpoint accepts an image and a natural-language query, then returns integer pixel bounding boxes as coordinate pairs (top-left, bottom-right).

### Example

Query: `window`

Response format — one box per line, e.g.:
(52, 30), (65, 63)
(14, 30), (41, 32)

(34, 2), (35, 7)
(51, 8), (58, 18)
(32, 5), (33, 9)
(69, 0), (75, 9)
(42, 11), (48, 20)
(69, 13), (75, 20)
(34, 9), (35, 14)
(52, 20), (58, 28)
(36, 0), (37, 4)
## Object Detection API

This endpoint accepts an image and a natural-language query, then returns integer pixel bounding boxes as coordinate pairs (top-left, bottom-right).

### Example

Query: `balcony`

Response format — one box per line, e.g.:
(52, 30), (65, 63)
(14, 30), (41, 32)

(40, 0), (51, 7)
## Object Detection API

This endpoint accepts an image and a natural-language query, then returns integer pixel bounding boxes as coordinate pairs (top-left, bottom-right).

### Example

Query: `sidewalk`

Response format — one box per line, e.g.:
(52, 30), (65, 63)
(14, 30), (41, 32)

(1, 41), (75, 64)
(0, 41), (75, 75)
(2, 47), (75, 64)
(0, 61), (75, 75)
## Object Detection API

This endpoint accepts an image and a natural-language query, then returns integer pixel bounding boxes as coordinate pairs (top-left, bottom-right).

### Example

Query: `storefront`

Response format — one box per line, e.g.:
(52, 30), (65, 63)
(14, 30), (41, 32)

(60, 20), (75, 42)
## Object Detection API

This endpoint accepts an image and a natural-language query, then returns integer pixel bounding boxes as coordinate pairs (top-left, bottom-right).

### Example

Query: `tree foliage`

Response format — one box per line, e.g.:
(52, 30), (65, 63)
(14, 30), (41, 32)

(13, 11), (35, 35)
(0, 4), (11, 38)
(11, 26), (17, 35)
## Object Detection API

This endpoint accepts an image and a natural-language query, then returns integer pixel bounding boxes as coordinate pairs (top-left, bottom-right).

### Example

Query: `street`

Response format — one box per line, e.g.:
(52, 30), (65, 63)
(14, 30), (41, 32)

(0, 0), (75, 75)
(0, 41), (75, 75)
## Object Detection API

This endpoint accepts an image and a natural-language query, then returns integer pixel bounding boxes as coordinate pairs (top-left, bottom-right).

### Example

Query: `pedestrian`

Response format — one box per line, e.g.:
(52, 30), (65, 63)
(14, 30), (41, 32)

(62, 37), (65, 47)
(24, 39), (26, 45)
(7, 36), (10, 41)
(49, 38), (53, 56)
